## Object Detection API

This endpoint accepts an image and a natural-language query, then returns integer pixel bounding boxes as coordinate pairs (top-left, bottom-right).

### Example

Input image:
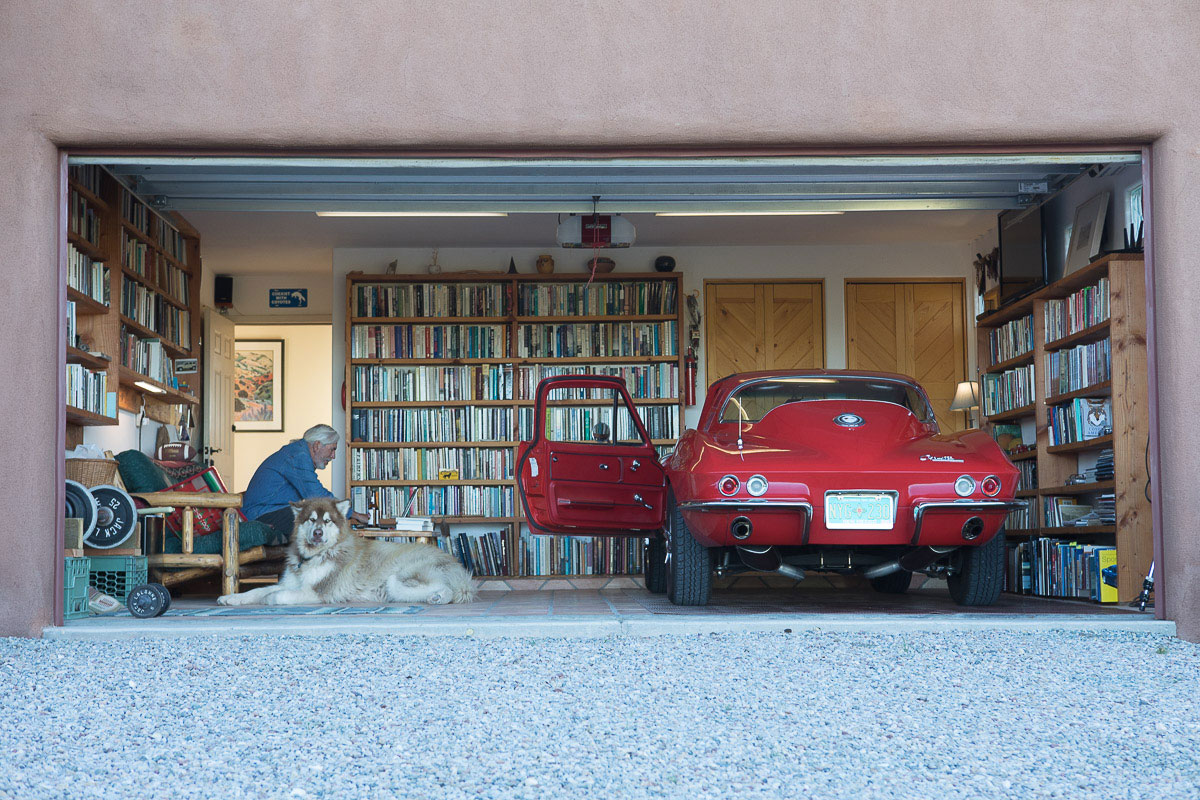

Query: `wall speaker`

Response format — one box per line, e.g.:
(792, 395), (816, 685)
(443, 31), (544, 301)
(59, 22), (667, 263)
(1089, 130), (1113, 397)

(214, 275), (233, 309)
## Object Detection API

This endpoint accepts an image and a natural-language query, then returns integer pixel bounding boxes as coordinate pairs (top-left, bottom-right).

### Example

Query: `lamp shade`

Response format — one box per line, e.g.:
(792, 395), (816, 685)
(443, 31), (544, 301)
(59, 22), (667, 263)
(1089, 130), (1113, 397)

(949, 380), (981, 411)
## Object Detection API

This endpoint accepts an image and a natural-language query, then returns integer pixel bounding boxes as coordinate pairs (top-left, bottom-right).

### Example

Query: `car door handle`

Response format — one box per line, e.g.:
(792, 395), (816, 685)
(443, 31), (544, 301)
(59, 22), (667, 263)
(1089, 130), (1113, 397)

(630, 459), (641, 471)
(633, 494), (653, 509)
(599, 463), (609, 470)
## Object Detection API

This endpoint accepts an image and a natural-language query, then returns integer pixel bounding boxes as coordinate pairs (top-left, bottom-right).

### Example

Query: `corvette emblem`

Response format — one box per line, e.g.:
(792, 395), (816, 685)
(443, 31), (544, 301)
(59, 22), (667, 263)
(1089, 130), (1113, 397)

(834, 413), (864, 428)
(920, 454), (965, 462)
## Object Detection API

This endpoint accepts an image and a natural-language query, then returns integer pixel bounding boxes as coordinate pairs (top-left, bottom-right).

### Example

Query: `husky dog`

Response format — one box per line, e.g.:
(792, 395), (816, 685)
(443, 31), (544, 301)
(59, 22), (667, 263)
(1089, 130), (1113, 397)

(218, 498), (476, 606)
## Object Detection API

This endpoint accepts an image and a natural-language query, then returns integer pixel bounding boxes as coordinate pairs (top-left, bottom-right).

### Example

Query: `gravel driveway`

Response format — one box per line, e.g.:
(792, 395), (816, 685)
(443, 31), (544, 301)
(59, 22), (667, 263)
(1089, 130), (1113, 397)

(1, 631), (1197, 799)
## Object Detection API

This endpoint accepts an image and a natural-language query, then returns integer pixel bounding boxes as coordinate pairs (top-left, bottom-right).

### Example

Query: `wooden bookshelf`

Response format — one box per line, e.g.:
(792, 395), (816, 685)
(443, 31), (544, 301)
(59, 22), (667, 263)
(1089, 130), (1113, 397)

(64, 165), (202, 443)
(346, 270), (684, 579)
(976, 254), (1150, 602)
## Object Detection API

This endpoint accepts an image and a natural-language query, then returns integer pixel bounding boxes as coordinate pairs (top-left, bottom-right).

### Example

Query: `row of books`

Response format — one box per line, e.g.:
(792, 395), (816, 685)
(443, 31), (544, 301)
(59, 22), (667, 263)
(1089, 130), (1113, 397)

(121, 230), (152, 276)
(119, 331), (175, 384)
(1005, 504), (1033, 530)
(516, 531), (644, 577)
(68, 165), (102, 196)
(69, 190), (101, 246)
(1004, 539), (1117, 602)
(121, 190), (150, 234)
(988, 314), (1034, 366)
(518, 404), (680, 441)
(441, 530), (510, 577)
(1046, 338), (1110, 398)
(67, 246), (110, 305)
(121, 232), (190, 306)
(120, 278), (192, 350)
(66, 364), (113, 416)
(516, 321), (679, 359)
(1042, 494), (1115, 528)
(982, 364), (1036, 416)
(516, 363), (679, 401)
(354, 283), (507, 319)
(350, 446), (514, 482)
(516, 281), (677, 317)
(1044, 277), (1109, 343)
(67, 301), (78, 350)
(1016, 458), (1037, 492)
(1048, 397), (1112, 447)
(350, 324), (507, 360)
(351, 364), (514, 403)
(154, 217), (187, 265)
(350, 406), (514, 443)
(351, 485), (514, 518)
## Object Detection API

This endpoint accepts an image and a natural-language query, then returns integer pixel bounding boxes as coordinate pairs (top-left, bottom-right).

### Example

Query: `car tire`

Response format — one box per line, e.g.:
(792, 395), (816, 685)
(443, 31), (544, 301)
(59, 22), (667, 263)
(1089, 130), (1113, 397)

(948, 529), (1006, 606)
(665, 491), (713, 606)
(643, 536), (667, 594)
(869, 569), (913, 594)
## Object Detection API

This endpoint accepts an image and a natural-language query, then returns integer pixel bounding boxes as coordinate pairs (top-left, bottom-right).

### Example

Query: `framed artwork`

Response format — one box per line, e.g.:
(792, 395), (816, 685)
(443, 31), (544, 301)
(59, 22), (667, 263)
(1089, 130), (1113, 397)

(1065, 191), (1110, 274)
(233, 340), (284, 431)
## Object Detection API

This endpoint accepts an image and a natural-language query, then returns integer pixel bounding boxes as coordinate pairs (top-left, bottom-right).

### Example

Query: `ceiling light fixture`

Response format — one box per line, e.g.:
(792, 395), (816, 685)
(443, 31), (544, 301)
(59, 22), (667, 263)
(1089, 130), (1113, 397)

(315, 211), (509, 217)
(655, 210), (846, 217)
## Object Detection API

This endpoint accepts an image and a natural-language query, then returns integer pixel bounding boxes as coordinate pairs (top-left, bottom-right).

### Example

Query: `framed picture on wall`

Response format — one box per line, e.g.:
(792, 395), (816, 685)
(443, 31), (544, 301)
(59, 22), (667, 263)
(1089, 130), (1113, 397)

(233, 339), (284, 431)
(1065, 191), (1110, 274)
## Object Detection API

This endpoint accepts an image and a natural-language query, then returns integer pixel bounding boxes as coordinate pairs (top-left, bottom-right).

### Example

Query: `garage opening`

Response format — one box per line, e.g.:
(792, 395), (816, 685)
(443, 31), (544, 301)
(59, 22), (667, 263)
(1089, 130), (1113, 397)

(59, 151), (1159, 625)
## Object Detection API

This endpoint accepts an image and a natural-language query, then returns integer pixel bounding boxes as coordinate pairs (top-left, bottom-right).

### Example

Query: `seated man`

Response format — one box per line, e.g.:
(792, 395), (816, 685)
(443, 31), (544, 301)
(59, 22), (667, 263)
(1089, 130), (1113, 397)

(242, 424), (367, 543)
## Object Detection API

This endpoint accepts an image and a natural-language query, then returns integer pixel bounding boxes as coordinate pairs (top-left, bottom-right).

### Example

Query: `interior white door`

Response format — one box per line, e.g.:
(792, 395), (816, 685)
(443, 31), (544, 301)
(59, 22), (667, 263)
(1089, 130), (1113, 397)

(203, 308), (236, 482)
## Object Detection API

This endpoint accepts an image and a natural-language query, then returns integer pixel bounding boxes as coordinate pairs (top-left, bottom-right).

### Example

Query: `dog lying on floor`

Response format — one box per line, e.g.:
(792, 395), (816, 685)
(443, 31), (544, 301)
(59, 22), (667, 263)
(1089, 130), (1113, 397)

(218, 498), (476, 606)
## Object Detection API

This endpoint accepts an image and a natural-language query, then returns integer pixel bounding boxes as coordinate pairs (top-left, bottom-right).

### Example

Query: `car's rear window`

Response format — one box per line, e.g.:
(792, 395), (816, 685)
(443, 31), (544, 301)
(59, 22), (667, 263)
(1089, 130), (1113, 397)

(720, 377), (933, 423)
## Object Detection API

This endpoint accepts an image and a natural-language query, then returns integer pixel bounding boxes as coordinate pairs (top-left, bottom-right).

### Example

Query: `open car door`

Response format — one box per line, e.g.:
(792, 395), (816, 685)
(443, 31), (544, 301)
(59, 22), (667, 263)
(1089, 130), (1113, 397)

(517, 375), (668, 535)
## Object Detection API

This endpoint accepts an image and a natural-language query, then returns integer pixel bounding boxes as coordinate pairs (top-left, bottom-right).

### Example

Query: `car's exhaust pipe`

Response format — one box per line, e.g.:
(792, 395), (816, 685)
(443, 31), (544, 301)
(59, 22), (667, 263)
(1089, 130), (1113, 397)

(736, 545), (805, 581)
(961, 516), (985, 541)
(863, 546), (958, 580)
(730, 516), (753, 540)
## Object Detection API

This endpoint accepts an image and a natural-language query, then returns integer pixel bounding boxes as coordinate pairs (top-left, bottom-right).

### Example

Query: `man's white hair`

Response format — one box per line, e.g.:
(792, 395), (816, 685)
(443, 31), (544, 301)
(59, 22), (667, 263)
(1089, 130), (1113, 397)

(302, 424), (339, 446)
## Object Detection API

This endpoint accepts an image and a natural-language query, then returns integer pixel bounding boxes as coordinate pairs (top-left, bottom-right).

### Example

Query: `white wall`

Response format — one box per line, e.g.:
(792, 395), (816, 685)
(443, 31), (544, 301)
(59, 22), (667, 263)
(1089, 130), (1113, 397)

(1042, 164), (1143, 281)
(83, 411), (171, 458)
(232, 323), (334, 492)
(201, 271), (333, 324)
(330, 242), (976, 494)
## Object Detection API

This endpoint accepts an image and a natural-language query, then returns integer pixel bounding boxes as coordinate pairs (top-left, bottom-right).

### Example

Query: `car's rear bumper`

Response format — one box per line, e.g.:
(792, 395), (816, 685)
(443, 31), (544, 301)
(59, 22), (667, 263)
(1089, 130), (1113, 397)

(679, 499), (1025, 548)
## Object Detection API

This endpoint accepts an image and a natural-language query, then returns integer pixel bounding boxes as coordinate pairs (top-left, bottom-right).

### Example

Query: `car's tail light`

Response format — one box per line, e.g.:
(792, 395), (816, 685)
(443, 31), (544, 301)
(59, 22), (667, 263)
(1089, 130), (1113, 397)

(954, 475), (976, 497)
(746, 475), (769, 497)
(718, 475), (740, 496)
(981, 475), (1001, 497)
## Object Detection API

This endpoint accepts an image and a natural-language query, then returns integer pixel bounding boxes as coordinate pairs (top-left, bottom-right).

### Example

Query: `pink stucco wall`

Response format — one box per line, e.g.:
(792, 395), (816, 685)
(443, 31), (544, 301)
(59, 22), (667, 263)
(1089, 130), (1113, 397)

(2, 1), (1196, 637)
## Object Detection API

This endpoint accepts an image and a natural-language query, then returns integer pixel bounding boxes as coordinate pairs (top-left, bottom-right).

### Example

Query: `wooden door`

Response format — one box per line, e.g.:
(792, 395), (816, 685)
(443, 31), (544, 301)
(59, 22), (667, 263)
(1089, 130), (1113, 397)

(203, 309), (236, 481)
(705, 281), (824, 385)
(845, 281), (966, 432)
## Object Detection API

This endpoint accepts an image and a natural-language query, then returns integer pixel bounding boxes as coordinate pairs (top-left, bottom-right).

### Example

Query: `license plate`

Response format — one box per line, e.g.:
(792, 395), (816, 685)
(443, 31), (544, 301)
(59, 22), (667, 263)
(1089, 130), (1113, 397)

(825, 493), (896, 530)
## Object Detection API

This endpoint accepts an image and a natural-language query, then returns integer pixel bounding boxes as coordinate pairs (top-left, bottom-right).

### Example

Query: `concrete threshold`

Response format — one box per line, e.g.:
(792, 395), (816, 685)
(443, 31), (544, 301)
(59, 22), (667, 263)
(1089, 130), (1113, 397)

(45, 613), (1176, 641)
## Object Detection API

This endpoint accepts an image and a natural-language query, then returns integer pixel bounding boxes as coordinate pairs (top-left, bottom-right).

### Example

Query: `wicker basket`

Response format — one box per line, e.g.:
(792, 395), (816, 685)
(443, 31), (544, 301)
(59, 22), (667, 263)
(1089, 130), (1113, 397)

(66, 458), (118, 487)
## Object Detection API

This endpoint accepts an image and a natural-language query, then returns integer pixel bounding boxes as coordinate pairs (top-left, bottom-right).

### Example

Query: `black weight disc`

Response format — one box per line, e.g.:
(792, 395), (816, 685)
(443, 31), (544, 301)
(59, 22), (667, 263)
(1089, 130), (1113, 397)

(150, 583), (171, 612)
(126, 584), (166, 618)
(65, 480), (97, 542)
(86, 485), (138, 549)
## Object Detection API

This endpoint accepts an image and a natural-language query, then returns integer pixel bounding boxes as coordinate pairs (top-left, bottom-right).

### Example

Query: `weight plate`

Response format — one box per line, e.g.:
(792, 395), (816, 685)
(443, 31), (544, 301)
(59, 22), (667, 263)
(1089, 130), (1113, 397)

(85, 484), (138, 549)
(65, 480), (97, 542)
(150, 583), (171, 612)
(126, 584), (166, 618)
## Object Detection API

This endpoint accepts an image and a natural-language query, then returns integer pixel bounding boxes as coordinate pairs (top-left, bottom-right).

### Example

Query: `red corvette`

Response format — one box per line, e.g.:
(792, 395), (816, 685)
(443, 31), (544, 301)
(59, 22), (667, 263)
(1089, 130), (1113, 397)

(517, 370), (1023, 606)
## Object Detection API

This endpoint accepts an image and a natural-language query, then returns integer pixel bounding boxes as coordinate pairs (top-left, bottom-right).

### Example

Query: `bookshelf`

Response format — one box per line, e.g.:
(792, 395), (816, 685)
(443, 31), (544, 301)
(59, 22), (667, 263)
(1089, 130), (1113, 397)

(345, 271), (684, 579)
(64, 165), (202, 444)
(975, 253), (1150, 602)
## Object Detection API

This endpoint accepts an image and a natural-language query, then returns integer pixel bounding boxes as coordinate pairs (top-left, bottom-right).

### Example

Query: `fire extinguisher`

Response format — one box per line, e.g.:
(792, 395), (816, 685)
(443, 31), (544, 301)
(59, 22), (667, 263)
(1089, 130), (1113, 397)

(684, 349), (697, 406)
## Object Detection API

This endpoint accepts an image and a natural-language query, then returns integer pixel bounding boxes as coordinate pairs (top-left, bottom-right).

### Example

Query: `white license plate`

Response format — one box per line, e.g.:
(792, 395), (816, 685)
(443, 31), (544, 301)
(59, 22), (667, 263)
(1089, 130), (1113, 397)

(825, 493), (896, 530)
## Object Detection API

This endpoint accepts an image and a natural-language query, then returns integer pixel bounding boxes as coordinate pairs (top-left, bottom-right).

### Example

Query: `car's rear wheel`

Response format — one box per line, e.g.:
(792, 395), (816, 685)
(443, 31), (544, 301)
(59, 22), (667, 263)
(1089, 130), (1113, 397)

(665, 491), (712, 606)
(948, 529), (1006, 606)
(869, 569), (913, 594)
(643, 536), (667, 593)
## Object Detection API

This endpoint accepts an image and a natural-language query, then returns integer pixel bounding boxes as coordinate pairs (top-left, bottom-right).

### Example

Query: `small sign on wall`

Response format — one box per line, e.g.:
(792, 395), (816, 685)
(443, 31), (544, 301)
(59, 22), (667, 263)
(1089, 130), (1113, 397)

(174, 358), (199, 374)
(269, 288), (308, 308)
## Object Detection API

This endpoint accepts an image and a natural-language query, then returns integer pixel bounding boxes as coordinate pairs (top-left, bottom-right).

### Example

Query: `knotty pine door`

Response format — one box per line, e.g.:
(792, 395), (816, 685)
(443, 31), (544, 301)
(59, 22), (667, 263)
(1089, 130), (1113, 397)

(704, 281), (825, 385)
(844, 280), (967, 432)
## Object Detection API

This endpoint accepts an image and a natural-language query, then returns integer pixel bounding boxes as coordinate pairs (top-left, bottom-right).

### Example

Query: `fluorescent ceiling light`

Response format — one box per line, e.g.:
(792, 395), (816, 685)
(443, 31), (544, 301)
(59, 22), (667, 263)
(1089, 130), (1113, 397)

(315, 211), (508, 217)
(134, 381), (167, 394)
(655, 210), (845, 217)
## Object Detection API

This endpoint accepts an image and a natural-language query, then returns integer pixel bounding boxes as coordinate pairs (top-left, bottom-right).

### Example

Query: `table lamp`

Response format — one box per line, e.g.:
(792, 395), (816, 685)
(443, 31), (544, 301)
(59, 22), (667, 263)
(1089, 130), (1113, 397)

(950, 380), (981, 429)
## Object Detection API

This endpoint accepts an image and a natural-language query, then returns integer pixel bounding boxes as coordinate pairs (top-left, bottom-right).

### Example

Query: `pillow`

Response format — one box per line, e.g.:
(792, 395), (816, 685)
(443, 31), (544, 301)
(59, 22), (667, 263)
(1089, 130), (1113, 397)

(114, 450), (170, 493)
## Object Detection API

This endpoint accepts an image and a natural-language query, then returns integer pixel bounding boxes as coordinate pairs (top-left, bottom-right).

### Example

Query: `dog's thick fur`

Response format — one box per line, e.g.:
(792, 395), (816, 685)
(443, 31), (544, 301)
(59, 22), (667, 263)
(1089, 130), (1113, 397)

(218, 498), (476, 606)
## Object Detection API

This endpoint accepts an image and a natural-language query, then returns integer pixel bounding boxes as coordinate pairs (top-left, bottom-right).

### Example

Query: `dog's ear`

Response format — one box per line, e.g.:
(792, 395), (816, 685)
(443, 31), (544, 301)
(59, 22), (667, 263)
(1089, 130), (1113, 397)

(335, 499), (351, 519)
(289, 501), (305, 519)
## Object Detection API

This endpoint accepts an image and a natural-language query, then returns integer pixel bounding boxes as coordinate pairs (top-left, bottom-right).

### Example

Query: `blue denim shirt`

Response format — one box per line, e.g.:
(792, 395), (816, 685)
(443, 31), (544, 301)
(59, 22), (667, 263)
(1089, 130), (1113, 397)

(242, 439), (335, 520)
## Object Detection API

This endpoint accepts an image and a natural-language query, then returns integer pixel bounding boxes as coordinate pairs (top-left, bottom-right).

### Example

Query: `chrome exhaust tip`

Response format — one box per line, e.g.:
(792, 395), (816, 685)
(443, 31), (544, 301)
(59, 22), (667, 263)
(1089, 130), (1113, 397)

(962, 516), (985, 541)
(731, 516), (753, 540)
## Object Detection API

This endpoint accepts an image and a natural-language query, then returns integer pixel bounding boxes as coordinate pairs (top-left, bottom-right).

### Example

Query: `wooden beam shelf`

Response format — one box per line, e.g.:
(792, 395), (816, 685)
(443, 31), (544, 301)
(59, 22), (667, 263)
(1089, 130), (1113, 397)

(67, 288), (109, 315)
(1046, 435), (1114, 455)
(1044, 321), (1110, 353)
(1045, 381), (1112, 406)
(983, 403), (1036, 423)
(66, 405), (118, 427)
(68, 233), (105, 261)
(984, 350), (1034, 374)
(66, 346), (112, 371)
(1039, 481), (1115, 496)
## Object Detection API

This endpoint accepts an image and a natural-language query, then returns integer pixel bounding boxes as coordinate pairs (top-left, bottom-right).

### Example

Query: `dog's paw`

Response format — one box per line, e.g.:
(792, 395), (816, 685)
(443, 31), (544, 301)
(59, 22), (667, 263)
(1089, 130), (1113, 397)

(217, 595), (234, 606)
(426, 589), (449, 605)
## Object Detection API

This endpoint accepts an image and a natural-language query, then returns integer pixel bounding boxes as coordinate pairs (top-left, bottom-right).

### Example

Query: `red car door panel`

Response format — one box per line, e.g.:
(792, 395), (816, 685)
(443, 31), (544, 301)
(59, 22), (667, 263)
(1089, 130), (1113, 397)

(517, 376), (667, 535)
